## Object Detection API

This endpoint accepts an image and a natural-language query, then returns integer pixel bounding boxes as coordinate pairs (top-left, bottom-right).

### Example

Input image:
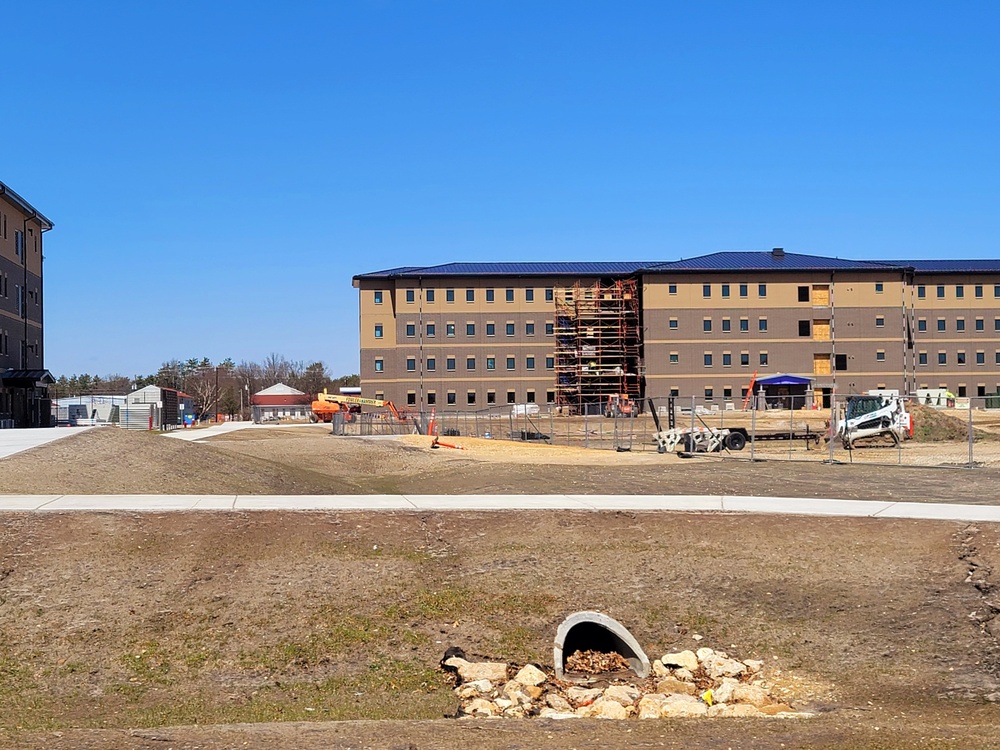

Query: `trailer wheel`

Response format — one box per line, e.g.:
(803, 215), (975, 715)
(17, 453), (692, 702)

(725, 432), (747, 451)
(657, 443), (667, 454)
(683, 434), (698, 453)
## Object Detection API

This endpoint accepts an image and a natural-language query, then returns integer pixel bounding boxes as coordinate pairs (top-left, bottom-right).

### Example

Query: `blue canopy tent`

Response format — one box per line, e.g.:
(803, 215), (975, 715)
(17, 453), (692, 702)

(754, 373), (814, 410)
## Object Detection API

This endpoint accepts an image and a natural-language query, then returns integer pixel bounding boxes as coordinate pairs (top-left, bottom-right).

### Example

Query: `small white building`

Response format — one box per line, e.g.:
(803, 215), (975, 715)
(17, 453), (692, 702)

(251, 383), (311, 422)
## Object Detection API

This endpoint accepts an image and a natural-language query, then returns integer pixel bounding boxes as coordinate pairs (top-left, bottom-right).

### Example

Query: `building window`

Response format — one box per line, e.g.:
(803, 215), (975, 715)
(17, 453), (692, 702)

(407, 392), (416, 406)
(705, 387), (714, 401)
(506, 322), (515, 336)
(546, 356), (555, 369)
(758, 284), (767, 298)
(704, 353), (713, 367)
(875, 282), (884, 293)
(374, 358), (384, 372)
(668, 284), (677, 295)
(427, 392), (436, 405)
(426, 323), (436, 337)
(917, 285), (926, 299)
(722, 352), (732, 366)
(426, 357), (436, 371)
(703, 319), (712, 333)
(446, 323), (456, 337)
(426, 289), (435, 302)
(740, 352), (749, 366)
(995, 285), (1000, 298)
(406, 323), (415, 337)
(975, 285), (983, 298)
(876, 350), (885, 362)
(957, 352), (966, 365)
(798, 286), (809, 302)
(670, 387), (680, 397)
(486, 357), (496, 370)
(406, 289), (415, 303)
(875, 316), (884, 328)
(937, 285), (945, 299)
(526, 356), (535, 370)
(374, 325), (383, 338)
(466, 289), (475, 302)
(759, 352), (769, 366)
(506, 288), (514, 302)
(526, 390), (536, 403)
(798, 320), (811, 337)
(467, 357), (476, 370)
(996, 318), (1000, 331)
(506, 357), (515, 370)
(375, 392), (384, 401)
(702, 284), (712, 298)
(525, 288), (534, 302)
(721, 284), (730, 298)
(739, 283), (748, 298)
(721, 318), (731, 332)
(996, 352), (1000, 365)
(740, 318), (749, 332)
(976, 351), (985, 365)
(447, 357), (456, 371)
(507, 390), (516, 404)
(374, 290), (383, 304)
(406, 358), (416, 371)
(545, 288), (554, 301)
(545, 322), (554, 335)
(976, 318), (984, 331)
(669, 353), (679, 364)
(758, 318), (768, 332)
(546, 390), (556, 403)
(918, 319), (927, 332)
(956, 285), (964, 299)
(487, 391), (496, 404)
(446, 289), (455, 303)
(447, 392), (456, 405)
(486, 322), (496, 336)
(957, 318), (965, 332)
(919, 352), (928, 366)
(669, 318), (678, 330)
(938, 352), (947, 365)
(486, 288), (495, 302)
(466, 323), (475, 336)
(467, 391), (476, 405)
(937, 319), (946, 332)
(526, 322), (535, 335)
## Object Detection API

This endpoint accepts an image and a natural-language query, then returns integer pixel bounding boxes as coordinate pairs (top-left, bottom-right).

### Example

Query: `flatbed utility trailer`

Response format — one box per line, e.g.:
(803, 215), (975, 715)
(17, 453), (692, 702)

(649, 398), (821, 454)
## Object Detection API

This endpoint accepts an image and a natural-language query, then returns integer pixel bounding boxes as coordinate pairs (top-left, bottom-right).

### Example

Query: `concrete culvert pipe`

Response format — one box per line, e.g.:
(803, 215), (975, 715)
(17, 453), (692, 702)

(553, 611), (650, 680)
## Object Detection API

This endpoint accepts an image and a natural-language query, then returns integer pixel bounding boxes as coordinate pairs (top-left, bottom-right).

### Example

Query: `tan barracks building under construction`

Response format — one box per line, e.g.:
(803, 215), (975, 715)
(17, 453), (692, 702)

(353, 250), (1000, 412)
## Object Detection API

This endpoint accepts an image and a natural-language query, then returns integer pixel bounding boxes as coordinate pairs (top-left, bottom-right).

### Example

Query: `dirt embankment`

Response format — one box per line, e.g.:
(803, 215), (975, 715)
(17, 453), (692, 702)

(1, 512), (999, 750)
(4, 427), (1000, 503)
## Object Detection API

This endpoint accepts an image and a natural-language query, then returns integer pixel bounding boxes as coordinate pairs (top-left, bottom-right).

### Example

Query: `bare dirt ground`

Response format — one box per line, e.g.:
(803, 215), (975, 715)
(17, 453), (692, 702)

(2, 428), (1000, 749)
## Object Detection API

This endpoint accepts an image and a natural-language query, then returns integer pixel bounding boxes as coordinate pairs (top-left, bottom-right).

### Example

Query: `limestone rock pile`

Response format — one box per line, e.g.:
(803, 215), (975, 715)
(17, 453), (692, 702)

(443, 647), (812, 720)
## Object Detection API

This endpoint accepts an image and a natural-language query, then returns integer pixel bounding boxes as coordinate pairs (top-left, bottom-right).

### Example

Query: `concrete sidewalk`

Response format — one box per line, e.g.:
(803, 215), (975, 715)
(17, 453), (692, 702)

(1, 494), (999, 522)
(0, 427), (94, 459)
(163, 421), (321, 441)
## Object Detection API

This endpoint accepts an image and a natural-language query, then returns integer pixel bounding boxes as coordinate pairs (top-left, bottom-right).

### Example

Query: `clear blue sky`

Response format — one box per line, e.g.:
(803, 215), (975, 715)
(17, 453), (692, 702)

(5, 1), (998, 379)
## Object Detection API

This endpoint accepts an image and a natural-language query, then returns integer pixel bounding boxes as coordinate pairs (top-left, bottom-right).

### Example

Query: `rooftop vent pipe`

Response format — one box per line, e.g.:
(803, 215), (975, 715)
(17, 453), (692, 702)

(553, 611), (650, 680)
(772, 247), (785, 258)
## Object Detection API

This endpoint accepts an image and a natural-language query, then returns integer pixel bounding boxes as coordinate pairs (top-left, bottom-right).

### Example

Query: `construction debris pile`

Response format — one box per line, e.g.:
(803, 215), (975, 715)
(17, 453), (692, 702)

(443, 646), (812, 720)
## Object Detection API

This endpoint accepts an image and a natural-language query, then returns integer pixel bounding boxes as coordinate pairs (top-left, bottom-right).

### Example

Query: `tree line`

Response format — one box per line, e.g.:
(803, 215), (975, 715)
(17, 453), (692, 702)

(52, 355), (360, 418)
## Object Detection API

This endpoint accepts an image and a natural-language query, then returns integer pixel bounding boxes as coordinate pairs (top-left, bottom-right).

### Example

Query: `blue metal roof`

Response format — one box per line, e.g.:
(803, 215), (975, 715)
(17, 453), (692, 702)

(356, 253), (1000, 280)
(355, 261), (653, 279)
(643, 251), (903, 273)
(880, 260), (1000, 273)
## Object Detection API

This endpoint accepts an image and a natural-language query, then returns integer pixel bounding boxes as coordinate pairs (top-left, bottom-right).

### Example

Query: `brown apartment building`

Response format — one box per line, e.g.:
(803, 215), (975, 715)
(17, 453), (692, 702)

(354, 251), (1000, 411)
(0, 180), (54, 427)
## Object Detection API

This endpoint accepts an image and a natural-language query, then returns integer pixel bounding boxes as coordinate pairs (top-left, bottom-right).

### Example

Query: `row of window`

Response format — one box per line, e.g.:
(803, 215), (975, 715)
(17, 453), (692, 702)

(916, 317), (1000, 332)
(376, 287), (556, 305)
(696, 283), (769, 299)
(917, 351), (1000, 366)
(917, 284), (1000, 300)
(390, 321), (556, 338)
(389, 390), (557, 407)
(375, 355), (556, 373)
(669, 352), (771, 367)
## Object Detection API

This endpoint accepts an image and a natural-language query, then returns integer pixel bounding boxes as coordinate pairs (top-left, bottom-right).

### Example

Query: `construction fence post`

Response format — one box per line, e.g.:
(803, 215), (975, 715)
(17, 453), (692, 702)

(968, 401), (974, 469)
(750, 400), (756, 462)
(828, 397), (836, 463)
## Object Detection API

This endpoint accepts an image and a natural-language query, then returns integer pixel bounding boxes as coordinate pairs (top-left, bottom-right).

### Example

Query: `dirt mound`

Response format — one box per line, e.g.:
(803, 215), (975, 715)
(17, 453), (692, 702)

(909, 404), (998, 443)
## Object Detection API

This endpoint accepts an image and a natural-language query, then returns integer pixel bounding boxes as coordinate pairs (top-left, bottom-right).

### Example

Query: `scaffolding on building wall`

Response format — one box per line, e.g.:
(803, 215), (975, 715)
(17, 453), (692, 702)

(555, 278), (643, 413)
